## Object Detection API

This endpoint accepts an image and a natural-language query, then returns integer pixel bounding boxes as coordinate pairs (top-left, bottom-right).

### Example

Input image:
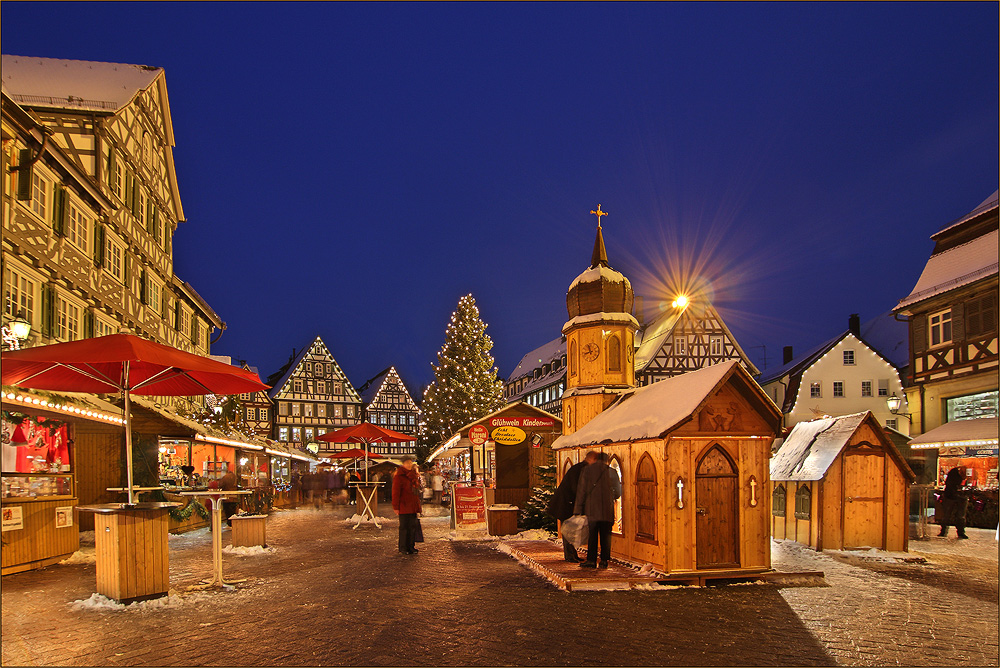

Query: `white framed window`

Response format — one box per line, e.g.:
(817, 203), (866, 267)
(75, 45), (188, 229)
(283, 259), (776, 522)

(861, 380), (873, 397)
(147, 278), (161, 312)
(105, 235), (124, 282)
(179, 308), (191, 338)
(317, 380), (326, 394)
(94, 316), (116, 338)
(259, 407), (268, 421)
(291, 403), (301, 416)
(673, 335), (687, 355)
(4, 265), (36, 326)
(346, 405), (354, 417)
(278, 402), (289, 416)
(929, 309), (952, 347)
(30, 173), (49, 219)
(843, 350), (855, 365)
(878, 379), (889, 397)
(65, 201), (89, 253)
(142, 132), (153, 167)
(833, 381), (844, 398)
(246, 407), (256, 421)
(317, 404), (326, 417)
(810, 382), (821, 398)
(57, 296), (80, 341)
(278, 426), (289, 441)
(293, 378), (302, 392)
(291, 427), (301, 442)
(304, 403), (313, 417)
(136, 189), (146, 228)
(334, 404), (343, 418)
(334, 381), (343, 395)
(885, 419), (898, 430)
(304, 428), (314, 441)
(710, 335), (723, 356)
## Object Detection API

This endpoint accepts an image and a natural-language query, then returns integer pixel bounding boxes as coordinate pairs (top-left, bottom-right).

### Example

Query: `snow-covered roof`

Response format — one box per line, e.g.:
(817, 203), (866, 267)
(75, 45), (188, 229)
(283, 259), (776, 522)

(551, 360), (775, 450)
(568, 265), (629, 292)
(1, 55), (162, 113)
(358, 367), (392, 405)
(506, 336), (566, 382)
(633, 308), (683, 371)
(562, 311), (639, 333)
(896, 228), (999, 311)
(932, 190), (999, 239)
(770, 413), (869, 481)
(908, 417), (999, 449)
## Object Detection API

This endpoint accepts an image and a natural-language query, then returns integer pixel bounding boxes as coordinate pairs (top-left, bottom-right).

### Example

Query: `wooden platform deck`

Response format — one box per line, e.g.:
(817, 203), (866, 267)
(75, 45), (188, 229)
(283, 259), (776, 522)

(501, 540), (824, 591)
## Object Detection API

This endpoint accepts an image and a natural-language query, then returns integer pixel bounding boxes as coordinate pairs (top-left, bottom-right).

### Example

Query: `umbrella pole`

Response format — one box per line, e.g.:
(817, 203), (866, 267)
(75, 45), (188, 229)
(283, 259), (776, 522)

(123, 372), (136, 506)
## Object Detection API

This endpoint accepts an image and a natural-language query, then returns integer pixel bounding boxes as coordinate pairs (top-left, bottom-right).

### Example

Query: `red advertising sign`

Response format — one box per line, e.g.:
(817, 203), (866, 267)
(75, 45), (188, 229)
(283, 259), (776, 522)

(468, 424), (489, 446)
(488, 416), (557, 429)
(453, 485), (487, 530)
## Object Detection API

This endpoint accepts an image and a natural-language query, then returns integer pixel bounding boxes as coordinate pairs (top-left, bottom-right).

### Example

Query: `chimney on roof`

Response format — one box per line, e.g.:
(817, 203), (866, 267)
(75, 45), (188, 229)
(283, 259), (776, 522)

(783, 346), (794, 365)
(848, 313), (860, 337)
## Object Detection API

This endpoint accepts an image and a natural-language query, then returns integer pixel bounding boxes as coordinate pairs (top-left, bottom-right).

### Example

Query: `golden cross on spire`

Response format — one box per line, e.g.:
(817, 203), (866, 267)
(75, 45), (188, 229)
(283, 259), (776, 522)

(590, 204), (608, 229)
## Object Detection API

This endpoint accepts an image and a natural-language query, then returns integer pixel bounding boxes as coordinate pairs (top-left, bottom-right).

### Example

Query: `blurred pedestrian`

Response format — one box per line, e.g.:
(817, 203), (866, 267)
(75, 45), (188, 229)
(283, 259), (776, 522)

(938, 467), (969, 539)
(432, 469), (444, 504)
(574, 451), (622, 569)
(393, 455), (422, 555)
(548, 451), (598, 562)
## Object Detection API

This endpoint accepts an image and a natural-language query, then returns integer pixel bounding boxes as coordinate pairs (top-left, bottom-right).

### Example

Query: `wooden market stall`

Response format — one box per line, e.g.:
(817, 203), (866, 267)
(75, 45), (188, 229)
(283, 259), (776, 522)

(770, 411), (915, 551)
(550, 360), (781, 576)
(2, 389), (127, 575)
(428, 402), (562, 508)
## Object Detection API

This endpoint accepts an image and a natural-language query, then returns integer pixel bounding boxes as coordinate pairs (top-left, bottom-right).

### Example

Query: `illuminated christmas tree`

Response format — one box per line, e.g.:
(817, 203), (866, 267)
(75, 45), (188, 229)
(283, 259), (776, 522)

(419, 294), (504, 448)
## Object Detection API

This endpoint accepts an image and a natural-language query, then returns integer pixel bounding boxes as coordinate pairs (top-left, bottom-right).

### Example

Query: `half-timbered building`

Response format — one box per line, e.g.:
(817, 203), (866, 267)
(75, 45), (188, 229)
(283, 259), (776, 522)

(236, 362), (273, 439)
(894, 190), (998, 487)
(358, 366), (419, 456)
(504, 338), (567, 416)
(267, 337), (362, 452)
(2, 56), (222, 413)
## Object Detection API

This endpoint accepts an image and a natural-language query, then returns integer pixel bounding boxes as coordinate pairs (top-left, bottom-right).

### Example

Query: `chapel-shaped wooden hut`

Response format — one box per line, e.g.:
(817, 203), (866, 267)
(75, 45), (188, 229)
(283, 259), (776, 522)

(551, 360), (781, 576)
(770, 411), (915, 552)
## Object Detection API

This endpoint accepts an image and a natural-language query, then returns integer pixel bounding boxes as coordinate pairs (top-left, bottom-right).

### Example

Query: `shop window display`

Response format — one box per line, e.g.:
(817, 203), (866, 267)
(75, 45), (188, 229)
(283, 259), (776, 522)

(2, 414), (73, 499)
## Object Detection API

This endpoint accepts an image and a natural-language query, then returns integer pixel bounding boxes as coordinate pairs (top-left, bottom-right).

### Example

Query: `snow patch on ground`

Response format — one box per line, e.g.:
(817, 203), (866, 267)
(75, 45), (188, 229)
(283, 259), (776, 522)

(59, 549), (97, 565)
(632, 583), (693, 591)
(69, 590), (213, 613)
(447, 530), (496, 542)
(343, 514), (392, 524)
(503, 529), (557, 541)
(222, 544), (275, 556)
(78, 530), (95, 547)
(833, 547), (914, 563)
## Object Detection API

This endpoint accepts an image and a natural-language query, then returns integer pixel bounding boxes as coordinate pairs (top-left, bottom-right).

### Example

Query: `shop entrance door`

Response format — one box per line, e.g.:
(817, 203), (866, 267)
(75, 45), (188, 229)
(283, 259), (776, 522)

(842, 452), (885, 549)
(696, 445), (740, 569)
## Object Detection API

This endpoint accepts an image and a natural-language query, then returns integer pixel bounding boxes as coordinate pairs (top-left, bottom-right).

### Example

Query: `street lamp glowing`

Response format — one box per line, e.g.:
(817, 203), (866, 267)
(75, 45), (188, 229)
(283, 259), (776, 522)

(10, 313), (31, 340)
(672, 295), (689, 309)
(886, 393), (902, 414)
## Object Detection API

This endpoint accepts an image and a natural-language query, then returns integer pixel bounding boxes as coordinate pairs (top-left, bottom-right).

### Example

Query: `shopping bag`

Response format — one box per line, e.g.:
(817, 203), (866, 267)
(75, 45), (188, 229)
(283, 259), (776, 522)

(561, 515), (589, 549)
(414, 517), (425, 543)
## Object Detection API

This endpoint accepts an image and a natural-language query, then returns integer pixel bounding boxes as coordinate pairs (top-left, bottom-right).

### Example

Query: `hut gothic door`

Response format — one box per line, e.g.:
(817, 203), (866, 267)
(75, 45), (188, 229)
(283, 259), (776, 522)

(695, 445), (740, 569)
(842, 452), (885, 549)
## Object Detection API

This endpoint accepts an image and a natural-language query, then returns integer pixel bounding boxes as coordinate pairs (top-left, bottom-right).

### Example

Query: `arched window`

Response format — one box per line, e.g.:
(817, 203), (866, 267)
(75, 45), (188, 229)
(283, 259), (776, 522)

(569, 340), (578, 376)
(607, 334), (622, 372)
(609, 456), (623, 533)
(562, 458), (573, 477)
(794, 484), (811, 520)
(635, 454), (656, 540)
(772, 484), (786, 517)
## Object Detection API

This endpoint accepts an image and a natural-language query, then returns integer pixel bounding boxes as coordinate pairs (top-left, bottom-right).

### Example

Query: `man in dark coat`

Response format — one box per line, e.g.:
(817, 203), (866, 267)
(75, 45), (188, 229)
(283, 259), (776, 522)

(938, 467), (969, 539)
(548, 451), (598, 562)
(574, 451), (622, 569)
(392, 455), (422, 554)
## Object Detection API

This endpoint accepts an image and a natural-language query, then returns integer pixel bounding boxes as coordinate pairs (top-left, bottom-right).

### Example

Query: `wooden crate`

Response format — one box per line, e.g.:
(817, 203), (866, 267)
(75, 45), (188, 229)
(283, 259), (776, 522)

(231, 515), (267, 547)
(92, 507), (170, 603)
(487, 507), (520, 536)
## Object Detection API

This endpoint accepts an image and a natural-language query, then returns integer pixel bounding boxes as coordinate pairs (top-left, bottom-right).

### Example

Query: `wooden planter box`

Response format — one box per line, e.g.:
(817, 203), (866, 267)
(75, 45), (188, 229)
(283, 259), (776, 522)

(231, 514), (267, 547)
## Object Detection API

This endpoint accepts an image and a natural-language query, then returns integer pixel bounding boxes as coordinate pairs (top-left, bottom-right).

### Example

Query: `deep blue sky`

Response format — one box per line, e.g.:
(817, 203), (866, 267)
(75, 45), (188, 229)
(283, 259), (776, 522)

(4, 3), (998, 395)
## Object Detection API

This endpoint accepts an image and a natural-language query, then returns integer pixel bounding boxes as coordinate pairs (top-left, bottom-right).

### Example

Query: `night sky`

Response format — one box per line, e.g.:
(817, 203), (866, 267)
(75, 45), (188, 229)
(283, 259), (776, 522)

(3, 3), (997, 395)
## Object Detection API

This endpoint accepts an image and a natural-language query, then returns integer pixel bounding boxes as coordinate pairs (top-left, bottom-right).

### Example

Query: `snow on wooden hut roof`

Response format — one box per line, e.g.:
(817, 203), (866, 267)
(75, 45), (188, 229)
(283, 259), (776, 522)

(896, 227), (998, 310)
(770, 413), (869, 481)
(1, 55), (162, 113)
(552, 360), (773, 450)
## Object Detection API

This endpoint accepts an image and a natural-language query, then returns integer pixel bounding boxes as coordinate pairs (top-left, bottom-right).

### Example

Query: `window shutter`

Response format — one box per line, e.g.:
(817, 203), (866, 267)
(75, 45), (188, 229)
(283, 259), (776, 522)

(161, 294), (169, 320)
(140, 267), (148, 305)
(94, 223), (106, 267)
(52, 185), (67, 236)
(41, 284), (54, 338)
(17, 149), (33, 201)
(84, 308), (94, 339)
(132, 183), (141, 220)
(107, 149), (117, 190)
(174, 300), (181, 330)
(165, 229), (171, 255)
(912, 314), (927, 354)
(152, 205), (160, 243)
(124, 171), (133, 212)
(190, 316), (198, 344)
(951, 302), (965, 344)
(123, 252), (131, 287)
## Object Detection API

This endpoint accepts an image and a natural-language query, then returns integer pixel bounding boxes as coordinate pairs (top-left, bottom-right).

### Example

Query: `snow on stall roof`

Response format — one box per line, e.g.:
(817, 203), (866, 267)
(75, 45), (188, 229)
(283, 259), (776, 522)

(551, 361), (741, 450)
(568, 265), (629, 292)
(770, 412), (869, 481)
(896, 228), (998, 310)
(2, 55), (162, 113)
(908, 417), (999, 448)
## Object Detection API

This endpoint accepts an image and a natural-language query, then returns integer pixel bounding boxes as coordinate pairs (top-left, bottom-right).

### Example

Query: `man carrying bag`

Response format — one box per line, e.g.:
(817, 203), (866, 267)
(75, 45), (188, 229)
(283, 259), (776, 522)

(547, 451), (598, 562)
(574, 451), (622, 569)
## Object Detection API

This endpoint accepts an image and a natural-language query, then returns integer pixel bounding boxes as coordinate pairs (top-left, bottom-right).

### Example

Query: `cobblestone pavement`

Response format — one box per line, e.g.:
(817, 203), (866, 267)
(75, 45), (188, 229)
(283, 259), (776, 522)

(1, 505), (996, 667)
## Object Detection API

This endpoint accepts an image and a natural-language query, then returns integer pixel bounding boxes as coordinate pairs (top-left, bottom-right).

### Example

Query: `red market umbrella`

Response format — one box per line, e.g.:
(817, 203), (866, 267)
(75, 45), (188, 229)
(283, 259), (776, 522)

(327, 448), (379, 459)
(317, 423), (413, 481)
(1, 334), (269, 504)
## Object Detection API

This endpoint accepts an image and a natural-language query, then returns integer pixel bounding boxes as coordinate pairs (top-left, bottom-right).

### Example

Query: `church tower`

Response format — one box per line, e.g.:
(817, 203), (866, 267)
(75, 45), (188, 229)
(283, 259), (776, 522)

(561, 206), (639, 436)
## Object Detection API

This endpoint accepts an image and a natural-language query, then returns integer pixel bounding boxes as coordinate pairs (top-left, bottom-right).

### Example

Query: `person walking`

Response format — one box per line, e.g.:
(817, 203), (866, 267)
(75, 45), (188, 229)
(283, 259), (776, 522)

(938, 467), (970, 539)
(548, 451), (598, 562)
(392, 455), (422, 555)
(432, 469), (444, 504)
(574, 451), (622, 569)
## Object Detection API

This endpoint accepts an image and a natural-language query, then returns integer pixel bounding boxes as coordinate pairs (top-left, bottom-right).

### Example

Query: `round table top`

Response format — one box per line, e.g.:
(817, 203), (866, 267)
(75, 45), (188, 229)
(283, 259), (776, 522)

(178, 489), (252, 497)
(78, 502), (183, 513)
(106, 487), (164, 492)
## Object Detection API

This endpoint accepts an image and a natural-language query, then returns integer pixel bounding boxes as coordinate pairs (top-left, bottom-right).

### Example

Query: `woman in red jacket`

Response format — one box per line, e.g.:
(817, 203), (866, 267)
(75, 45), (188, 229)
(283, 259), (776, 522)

(392, 455), (422, 554)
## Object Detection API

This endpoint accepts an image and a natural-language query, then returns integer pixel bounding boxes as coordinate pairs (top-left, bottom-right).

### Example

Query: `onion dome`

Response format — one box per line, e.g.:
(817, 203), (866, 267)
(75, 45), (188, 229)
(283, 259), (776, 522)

(566, 224), (635, 319)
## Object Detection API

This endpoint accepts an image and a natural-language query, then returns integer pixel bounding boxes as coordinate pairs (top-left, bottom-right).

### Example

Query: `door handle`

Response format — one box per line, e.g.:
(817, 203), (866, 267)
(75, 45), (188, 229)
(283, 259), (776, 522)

(696, 507), (707, 516)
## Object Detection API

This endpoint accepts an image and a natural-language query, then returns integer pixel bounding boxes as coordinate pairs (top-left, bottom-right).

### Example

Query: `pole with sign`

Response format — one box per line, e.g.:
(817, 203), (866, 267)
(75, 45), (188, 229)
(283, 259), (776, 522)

(467, 425), (488, 482)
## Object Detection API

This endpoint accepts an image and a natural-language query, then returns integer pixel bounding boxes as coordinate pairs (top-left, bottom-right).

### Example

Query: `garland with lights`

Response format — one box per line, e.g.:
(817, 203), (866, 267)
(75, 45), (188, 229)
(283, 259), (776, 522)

(168, 498), (210, 523)
(1, 411), (69, 436)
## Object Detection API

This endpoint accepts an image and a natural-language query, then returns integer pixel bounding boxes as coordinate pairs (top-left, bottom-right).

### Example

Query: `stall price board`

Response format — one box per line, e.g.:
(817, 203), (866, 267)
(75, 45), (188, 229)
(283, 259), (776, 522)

(453, 485), (487, 530)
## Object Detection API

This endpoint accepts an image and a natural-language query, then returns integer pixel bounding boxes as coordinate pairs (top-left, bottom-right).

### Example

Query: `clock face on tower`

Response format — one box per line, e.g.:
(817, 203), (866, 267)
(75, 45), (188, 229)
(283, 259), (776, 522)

(582, 342), (600, 362)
